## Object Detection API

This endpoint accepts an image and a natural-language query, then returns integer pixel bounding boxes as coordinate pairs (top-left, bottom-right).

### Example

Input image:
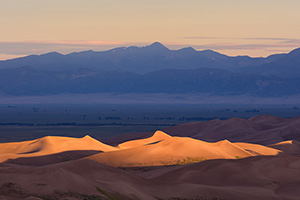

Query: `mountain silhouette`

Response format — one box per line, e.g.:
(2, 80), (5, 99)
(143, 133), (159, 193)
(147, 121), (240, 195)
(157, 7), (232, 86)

(1, 42), (300, 96)
(0, 42), (268, 73)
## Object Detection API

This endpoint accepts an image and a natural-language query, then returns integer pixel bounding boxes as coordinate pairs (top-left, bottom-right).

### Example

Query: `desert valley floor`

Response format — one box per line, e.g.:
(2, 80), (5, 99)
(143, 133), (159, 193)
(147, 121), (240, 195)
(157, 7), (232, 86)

(1, 115), (300, 200)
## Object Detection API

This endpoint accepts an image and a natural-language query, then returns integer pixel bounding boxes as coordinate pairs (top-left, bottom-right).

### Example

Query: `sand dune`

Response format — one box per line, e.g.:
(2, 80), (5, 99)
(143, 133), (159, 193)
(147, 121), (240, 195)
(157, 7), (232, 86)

(0, 135), (117, 162)
(0, 131), (280, 167)
(4, 150), (101, 166)
(269, 140), (300, 155)
(150, 155), (300, 200)
(106, 115), (300, 145)
(234, 142), (280, 156)
(0, 159), (156, 200)
(1, 115), (300, 200)
(117, 130), (171, 149)
(163, 115), (300, 145)
(1, 154), (300, 200)
(87, 131), (280, 167)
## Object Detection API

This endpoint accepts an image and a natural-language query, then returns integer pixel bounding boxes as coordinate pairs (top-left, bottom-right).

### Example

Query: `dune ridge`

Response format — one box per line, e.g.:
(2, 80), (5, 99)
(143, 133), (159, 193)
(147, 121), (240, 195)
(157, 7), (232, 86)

(1, 115), (300, 200)
(117, 130), (171, 149)
(106, 115), (300, 146)
(0, 151), (299, 200)
(0, 135), (117, 162)
(269, 140), (300, 155)
(86, 131), (280, 167)
(0, 130), (281, 167)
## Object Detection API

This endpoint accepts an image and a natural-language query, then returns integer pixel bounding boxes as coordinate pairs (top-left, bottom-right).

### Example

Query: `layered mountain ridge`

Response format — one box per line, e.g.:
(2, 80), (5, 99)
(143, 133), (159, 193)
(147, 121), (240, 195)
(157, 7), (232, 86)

(1, 42), (296, 74)
(1, 42), (300, 96)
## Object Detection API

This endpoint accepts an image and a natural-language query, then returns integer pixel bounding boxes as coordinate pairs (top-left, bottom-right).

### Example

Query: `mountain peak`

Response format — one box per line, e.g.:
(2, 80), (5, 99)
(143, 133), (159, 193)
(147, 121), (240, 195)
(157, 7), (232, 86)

(178, 47), (196, 52)
(147, 42), (169, 51)
(40, 52), (63, 57)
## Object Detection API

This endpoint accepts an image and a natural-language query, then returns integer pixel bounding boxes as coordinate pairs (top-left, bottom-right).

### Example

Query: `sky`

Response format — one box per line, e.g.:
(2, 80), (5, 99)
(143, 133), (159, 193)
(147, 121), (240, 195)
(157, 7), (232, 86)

(1, 0), (300, 60)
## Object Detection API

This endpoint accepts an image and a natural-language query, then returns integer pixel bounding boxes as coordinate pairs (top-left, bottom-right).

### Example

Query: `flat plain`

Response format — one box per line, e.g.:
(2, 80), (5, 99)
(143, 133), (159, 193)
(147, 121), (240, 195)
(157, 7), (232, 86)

(1, 103), (300, 143)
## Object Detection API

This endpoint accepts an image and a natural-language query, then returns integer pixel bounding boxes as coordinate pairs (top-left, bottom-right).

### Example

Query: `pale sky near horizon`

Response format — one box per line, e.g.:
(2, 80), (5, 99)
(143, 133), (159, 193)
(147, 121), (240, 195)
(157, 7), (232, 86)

(1, 0), (300, 60)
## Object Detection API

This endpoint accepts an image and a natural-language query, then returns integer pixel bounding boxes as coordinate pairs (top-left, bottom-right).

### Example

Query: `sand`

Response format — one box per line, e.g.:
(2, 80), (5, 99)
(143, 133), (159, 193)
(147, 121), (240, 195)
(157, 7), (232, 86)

(269, 140), (300, 155)
(1, 115), (300, 200)
(87, 132), (280, 167)
(107, 115), (300, 145)
(0, 135), (117, 162)
(1, 154), (300, 200)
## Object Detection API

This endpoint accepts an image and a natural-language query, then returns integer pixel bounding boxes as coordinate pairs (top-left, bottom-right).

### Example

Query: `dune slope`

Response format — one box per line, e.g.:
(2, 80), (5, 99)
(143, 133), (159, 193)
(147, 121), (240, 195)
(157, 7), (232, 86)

(0, 135), (117, 162)
(151, 155), (300, 200)
(1, 117), (299, 200)
(269, 140), (300, 155)
(117, 130), (171, 149)
(87, 131), (280, 167)
(106, 115), (300, 145)
(163, 115), (300, 145)
(0, 159), (157, 200)
(1, 154), (300, 200)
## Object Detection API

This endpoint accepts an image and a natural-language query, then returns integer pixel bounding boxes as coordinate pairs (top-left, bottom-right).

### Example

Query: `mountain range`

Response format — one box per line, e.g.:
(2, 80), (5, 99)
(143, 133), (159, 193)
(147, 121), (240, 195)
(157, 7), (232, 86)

(1, 42), (300, 96)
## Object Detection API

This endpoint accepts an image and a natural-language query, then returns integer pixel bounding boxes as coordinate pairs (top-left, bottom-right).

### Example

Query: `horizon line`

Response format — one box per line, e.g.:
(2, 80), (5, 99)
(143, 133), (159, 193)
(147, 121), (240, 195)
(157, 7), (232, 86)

(0, 41), (299, 61)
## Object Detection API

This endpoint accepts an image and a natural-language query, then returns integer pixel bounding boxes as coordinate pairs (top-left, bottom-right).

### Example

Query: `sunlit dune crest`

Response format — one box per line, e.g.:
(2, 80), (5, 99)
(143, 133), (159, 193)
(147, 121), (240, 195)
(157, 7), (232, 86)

(157, 114), (300, 146)
(269, 140), (300, 155)
(234, 142), (280, 156)
(0, 135), (117, 162)
(0, 131), (281, 166)
(0, 128), (299, 200)
(86, 131), (280, 167)
(117, 130), (171, 149)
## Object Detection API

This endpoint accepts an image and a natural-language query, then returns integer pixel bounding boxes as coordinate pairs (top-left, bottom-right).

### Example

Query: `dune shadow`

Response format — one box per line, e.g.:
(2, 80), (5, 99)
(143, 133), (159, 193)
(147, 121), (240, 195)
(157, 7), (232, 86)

(3, 150), (102, 166)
